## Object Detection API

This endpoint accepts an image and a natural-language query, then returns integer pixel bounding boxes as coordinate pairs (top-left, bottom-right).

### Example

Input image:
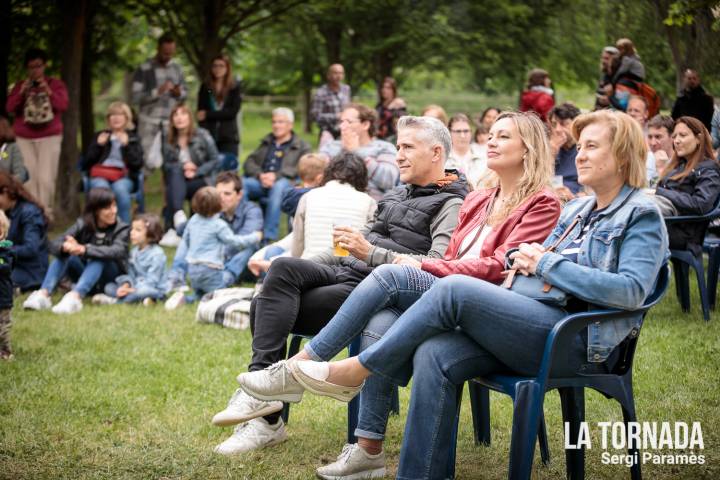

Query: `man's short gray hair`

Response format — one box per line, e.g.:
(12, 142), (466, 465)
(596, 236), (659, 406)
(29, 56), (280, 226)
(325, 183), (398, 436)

(272, 107), (295, 123)
(397, 115), (451, 162)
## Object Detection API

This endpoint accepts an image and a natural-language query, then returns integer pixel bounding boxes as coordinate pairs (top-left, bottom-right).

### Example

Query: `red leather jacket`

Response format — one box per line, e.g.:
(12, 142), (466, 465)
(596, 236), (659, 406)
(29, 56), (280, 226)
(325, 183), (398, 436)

(421, 187), (561, 284)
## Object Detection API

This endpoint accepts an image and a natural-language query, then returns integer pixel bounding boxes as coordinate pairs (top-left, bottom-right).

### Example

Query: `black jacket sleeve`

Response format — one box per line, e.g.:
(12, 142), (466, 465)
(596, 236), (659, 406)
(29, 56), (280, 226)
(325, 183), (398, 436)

(656, 165), (720, 215)
(84, 223), (130, 261)
(122, 133), (144, 172)
(49, 219), (84, 257)
(83, 132), (107, 170)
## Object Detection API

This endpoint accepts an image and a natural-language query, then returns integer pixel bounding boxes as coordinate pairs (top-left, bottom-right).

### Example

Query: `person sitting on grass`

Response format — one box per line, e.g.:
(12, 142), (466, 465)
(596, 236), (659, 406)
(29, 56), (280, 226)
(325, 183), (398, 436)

(250, 153), (329, 280)
(92, 213), (167, 306)
(23, 188), (129, 314)
(0, 210), (15, 360)
(0, 171), (49, 292)
(166, 172), (263, 294)
(164, 186), (262, 310)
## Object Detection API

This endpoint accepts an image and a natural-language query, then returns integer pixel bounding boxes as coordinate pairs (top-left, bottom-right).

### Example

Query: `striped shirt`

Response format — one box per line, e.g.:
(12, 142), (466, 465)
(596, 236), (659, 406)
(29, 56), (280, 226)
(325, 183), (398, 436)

(559, 209), (606, 263)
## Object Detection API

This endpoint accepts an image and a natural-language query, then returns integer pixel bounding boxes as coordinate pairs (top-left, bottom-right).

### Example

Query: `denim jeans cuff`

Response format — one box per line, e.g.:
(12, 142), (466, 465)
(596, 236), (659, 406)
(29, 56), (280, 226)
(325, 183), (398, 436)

(354, 428), (384, 441)
(358, 353), (408, 387)
(304, 343), (324, 362)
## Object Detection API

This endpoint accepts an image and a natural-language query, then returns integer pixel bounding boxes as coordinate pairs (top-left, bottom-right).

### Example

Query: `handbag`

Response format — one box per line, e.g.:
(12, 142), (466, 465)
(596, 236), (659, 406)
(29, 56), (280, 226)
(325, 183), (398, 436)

(23, 90), (54, 127)
(501, 215), (581, 306)
(90, 163), (127, 182)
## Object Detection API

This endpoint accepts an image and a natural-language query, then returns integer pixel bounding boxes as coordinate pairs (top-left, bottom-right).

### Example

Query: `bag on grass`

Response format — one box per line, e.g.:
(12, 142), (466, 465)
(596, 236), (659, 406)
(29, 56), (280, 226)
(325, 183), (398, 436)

(195, 287), (255, 330)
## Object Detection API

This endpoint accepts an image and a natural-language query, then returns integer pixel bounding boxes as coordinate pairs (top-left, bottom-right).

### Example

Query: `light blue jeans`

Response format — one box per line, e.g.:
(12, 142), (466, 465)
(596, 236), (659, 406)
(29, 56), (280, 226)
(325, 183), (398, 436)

(353, 274), (588, 480)
(88, 177), (134, 223)
(168, 246), (256, 289)
(41, 256), (121, 297)
(243, 176), (292, 241)
(104, 281), (165, 303)
(186, 263), (225, 303)
(305, 264), (438, 439)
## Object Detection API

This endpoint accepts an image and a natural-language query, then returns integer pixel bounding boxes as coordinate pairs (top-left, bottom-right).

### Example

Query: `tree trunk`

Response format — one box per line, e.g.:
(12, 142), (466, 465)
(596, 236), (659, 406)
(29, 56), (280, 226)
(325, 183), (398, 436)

(56, 0), (89, 223)
(80, 6), (95, 153)
(0, 0), (11, 117)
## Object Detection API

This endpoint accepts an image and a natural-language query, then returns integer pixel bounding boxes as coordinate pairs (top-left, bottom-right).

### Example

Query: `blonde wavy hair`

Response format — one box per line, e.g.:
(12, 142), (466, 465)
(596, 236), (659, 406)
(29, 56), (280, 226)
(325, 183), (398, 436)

(571, 110), (647, 188)
(480, 111), (554, 225)
(106, 101), (134, 130)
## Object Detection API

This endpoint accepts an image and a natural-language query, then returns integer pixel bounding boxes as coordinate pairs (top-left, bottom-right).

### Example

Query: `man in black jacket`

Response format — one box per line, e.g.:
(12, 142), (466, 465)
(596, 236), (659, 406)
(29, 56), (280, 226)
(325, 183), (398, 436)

(672, 69), (714, 131)
(243, 107), (311, 243)
(211, 115), (468, 456)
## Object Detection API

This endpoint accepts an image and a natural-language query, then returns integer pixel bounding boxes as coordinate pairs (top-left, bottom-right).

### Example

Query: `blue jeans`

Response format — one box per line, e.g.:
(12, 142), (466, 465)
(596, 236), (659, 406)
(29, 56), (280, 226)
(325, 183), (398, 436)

(353, 274), (587, 480)
(305, 264), (437, 439)
(186, 263), (225, 302)
(243, 176), (292, 241)
(89, 177), (134, 223)
(219, 152), (238, 172)
(41, 256), (121, 297)
(104, 281), (165, 303)
(224, 246), (256, 285)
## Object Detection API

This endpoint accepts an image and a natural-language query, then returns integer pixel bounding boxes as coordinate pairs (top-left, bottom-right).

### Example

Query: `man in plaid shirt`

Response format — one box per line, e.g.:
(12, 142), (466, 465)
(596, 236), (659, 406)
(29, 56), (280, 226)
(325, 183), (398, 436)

(132, 33), (187, 166)
(311, 64), (351, 143)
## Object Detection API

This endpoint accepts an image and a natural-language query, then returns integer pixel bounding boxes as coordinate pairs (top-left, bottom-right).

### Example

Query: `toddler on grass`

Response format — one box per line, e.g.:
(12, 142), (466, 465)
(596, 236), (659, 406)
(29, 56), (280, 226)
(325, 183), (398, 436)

(165, 187), (262, 309)
(92, 213), (168, 306)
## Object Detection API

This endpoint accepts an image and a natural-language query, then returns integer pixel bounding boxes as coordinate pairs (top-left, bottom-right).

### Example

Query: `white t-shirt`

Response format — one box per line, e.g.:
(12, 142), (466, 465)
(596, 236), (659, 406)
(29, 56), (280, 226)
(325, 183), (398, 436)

(458, 224), (493, 259)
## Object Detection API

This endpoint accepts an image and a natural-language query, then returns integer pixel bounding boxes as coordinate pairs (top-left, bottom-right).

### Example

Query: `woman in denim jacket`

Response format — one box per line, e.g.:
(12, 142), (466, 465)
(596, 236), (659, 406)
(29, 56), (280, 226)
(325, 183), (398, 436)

(246, 110), (669, 479)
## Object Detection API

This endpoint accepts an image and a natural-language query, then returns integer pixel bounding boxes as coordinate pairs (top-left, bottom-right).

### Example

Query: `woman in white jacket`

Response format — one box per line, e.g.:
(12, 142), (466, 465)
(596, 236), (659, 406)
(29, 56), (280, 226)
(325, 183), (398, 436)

(291, 151), (377, 258)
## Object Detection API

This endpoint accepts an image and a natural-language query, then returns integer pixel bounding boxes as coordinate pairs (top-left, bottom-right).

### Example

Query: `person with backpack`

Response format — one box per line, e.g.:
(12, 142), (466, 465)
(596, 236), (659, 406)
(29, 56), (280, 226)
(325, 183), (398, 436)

(5, 48), (68, 220)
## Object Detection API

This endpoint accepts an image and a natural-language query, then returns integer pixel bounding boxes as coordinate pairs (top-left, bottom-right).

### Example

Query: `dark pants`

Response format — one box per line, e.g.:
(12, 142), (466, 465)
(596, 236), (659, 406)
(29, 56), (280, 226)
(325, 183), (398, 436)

(248, 256), (366, 371)
(163, 165), (207, 228)
(248, 256), (366, 423)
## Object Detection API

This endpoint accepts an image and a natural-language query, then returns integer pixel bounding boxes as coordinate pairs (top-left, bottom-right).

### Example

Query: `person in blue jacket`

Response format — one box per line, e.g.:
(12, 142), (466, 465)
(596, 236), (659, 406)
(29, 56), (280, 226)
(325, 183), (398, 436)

(0, 171), (48, 292)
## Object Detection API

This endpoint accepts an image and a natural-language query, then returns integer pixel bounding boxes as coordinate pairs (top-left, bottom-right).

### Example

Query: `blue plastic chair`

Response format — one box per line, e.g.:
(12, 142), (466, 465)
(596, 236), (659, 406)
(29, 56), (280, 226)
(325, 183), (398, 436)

(451, 264), (669, 480)
(283, 334), (400, 444)
(665, 201), (720, 321)
(703, 235), (720, 309)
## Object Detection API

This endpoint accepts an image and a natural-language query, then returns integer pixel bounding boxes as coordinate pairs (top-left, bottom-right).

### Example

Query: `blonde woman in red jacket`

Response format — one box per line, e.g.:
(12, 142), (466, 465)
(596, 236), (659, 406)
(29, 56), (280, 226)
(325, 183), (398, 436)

(229, 111), (560, 475)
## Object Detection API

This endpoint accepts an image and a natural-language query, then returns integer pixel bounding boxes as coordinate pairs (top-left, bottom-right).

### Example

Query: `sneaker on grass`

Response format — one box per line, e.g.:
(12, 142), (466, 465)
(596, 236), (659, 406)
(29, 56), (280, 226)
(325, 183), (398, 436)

(316, 443), (386, 480)
(159, 228), (182, 248)
(51, 292), (83, 314)
(212, 388), (283, 426)
(213, 417), (287, 455)
(164, 291), (186, 311)
(91, 293), (117, 305)
(22, 290), (52, 310)
(237, 360), (305, 403)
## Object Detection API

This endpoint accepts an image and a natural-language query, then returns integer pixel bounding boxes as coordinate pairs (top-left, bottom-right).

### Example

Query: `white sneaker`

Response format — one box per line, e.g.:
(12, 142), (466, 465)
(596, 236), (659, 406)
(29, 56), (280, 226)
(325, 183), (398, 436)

(316, 443), (386, 480)
(164, 291), (186, 310)
(173, 210), (188, 230)
(212, 388), (283, 426)
(159, 229), (182, 247)
(237, 360), (305, 403)
(213, 417), (287, 455)
(51, 293), (83, 314)
(23, 290), (52, 310)
(91, 293), (117, 305)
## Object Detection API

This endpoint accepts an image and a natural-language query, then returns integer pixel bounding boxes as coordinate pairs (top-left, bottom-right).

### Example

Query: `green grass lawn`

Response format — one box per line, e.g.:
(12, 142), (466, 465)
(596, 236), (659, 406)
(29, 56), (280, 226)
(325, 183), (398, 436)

(3, 107), (719, 479)
(0, 276), (719, 479)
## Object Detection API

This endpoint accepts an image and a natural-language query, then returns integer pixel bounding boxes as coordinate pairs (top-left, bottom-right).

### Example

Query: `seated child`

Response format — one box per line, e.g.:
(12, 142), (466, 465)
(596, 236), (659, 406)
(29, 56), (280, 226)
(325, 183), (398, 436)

(92, 213), (167, 305)
(280, 153), (327, 217)
(165, 187), (262, 310)
(0, 210), (14, 360)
